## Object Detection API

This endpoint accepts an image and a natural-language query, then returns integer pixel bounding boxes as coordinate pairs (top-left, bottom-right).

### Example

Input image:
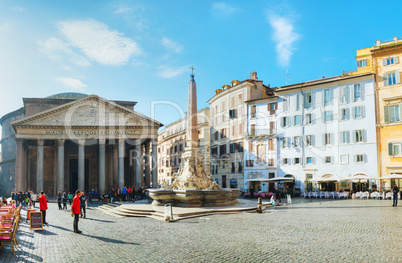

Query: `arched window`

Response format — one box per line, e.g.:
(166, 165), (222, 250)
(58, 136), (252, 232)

(230, 178), (238, 188)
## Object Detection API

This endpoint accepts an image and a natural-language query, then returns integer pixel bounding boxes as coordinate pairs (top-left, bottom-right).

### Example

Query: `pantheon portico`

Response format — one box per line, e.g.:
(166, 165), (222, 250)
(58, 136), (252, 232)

(0, 93), (162, 196)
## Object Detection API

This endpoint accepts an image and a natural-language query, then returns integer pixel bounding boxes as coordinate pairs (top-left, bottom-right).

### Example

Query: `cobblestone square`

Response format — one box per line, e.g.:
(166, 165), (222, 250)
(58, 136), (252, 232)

(2, 198), (401, 263)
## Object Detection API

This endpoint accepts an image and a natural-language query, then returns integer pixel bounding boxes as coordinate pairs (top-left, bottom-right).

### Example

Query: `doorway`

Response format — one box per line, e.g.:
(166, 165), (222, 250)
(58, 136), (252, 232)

(69, 158), (89, 193)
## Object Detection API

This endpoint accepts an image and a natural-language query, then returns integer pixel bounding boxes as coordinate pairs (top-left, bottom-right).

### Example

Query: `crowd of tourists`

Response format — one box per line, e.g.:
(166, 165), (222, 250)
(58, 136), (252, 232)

(109, 185), (150, 203)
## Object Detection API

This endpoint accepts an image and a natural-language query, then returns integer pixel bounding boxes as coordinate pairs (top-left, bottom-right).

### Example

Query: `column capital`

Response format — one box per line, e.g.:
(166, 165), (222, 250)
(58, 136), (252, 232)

(99, 139), (106, 145)
(118, 139), (125, 147)
(57, 139), (65, 146)
(78, 139), (86, 146)
(151, 139), (158, 145)
(37, 139), (45, 146)
(15, 138), (24, 145)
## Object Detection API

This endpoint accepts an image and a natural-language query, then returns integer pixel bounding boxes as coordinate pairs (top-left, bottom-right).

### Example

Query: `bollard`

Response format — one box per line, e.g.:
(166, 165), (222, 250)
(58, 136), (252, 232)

(287, 194), (292, 204)
(164, 203), (173, 222)
(257, 197), (263, 213)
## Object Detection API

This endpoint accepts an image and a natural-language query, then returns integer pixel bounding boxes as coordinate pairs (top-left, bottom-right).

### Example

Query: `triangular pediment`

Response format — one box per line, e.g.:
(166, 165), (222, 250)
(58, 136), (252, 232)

(12, 95), (163, 129)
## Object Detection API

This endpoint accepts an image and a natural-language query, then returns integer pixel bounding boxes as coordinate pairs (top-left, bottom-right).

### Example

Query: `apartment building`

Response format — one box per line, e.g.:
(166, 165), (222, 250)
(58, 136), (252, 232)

(244, 95), (279, 192)
(275, 73), (377, 194)
(157, 108), (210, 185)
(354, 37), (402, 190)
(207, 72), (274, 191)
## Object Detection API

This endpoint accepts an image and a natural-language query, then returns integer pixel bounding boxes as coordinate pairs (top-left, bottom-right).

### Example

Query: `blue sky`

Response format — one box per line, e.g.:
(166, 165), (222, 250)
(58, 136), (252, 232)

(1, 0), (402, 132)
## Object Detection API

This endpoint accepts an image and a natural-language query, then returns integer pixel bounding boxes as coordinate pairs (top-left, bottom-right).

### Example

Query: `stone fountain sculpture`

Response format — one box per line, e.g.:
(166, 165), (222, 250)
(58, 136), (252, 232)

(148, 71), (240, 207)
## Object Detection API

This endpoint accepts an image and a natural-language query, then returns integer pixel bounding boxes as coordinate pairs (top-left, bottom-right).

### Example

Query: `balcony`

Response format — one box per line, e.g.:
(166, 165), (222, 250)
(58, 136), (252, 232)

(247, 129), (275, 138)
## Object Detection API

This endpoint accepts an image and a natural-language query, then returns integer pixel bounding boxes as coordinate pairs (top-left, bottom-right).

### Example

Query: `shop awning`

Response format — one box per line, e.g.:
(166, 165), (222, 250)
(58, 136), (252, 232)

(381, 174), (402, 179)
(247, 177), (294, 182)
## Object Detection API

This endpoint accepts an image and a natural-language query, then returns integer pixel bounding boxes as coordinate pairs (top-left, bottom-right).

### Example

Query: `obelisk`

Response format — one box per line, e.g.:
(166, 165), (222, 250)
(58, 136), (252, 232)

(185, 67), (199, 154)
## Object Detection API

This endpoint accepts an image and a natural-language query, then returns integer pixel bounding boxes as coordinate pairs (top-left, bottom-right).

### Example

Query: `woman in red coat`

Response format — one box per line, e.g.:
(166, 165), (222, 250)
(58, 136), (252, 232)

(38, 190), (48, 224)
(71, 190), (82, 234)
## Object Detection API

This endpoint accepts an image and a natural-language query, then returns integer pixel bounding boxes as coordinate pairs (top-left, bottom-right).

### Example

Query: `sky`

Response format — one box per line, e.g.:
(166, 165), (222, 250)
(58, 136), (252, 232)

(1, 0), (402, 136)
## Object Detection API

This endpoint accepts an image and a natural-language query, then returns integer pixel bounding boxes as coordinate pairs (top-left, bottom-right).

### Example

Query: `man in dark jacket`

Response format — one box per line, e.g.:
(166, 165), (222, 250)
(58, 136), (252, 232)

(392, 184), (399, 207)
(80, 192), (87, 218)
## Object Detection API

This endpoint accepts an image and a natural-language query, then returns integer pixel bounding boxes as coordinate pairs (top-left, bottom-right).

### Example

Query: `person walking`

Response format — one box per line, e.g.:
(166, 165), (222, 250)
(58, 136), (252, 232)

(68, 192), (73, 205)
(392, 184), (399, 207)
(110, 187), (115, 203)
(39, 190), (48, 224)
(80, 191), (87, 218)
(71, 190), (82, 234)
(57, 192), (62, 210)
(62, 192), (68, 209)
(122, 186), (127, 202)
(31, 192), (38, 208)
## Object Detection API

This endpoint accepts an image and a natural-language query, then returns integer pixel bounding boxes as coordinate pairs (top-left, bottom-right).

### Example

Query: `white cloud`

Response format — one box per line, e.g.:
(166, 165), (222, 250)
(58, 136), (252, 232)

(161, 37), (183, 53)
(158, 66), (189, 79)
(266, 10), (300, 67)
(11, 6), (24, 13)
(57, 19), (141, 66)
(56, 77), (87, 91)
(114, 6), (133, 14)
(211, 2), (238, 16)
(38, 37), (91, 66)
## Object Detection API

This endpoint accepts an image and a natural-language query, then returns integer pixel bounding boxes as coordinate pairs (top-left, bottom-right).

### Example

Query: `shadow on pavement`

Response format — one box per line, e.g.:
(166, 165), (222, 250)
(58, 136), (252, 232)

(81, 233), (140, 245)
(82, 217), (115, 223)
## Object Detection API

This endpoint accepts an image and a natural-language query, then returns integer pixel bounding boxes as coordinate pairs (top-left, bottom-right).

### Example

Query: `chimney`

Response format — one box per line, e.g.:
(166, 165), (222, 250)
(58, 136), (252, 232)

(376, 40), (380, 46)
(394, 36), (398, 43)
(250, 71), (257, 80)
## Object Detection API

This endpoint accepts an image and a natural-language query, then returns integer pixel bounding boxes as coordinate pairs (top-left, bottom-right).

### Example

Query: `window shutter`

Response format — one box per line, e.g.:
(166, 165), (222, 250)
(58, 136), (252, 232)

(340, 132), (344, 144)
(339, 87), (344, 103)
(288, 117), (292, 127)
(346, 86), (350, 103)
(388, 143), (393, 155)
(312, 135), (315, 146)
(395, 56), (399, 64)
(352, 107), (356, 118)
(383, 58), (387, 66)
(312, 113), (316, 124)
(331, 133), (334, 144)
(361, 106), (365, 118)
(330, 89), (334, 105)
(383, 73), (388, 86)
(395, 70), (400, 84)
(313, 157), (316, 164)
(399, 103), (402, 121)
(346, 108), (350, 120)
(312, 92), (316, 109)
(361, 84), (365, 101)
(384, 105), (390, 123)
(352, 131), (356, 143)
(353, 154), (357, 163)
(347, 131), (350, 143)
(363, 154), (367, 163)
(363, 130), (367, 142)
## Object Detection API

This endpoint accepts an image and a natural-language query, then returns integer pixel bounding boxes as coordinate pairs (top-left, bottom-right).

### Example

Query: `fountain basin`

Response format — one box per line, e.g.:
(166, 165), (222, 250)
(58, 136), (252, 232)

(148, 189), (241, 207)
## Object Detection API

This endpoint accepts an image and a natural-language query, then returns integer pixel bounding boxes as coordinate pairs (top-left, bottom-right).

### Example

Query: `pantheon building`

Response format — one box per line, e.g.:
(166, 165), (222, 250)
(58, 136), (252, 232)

(0, 93), (162, 196)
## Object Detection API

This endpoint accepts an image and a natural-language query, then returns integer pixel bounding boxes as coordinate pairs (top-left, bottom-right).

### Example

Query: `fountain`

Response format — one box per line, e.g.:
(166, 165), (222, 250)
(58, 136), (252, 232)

(148, 71), (240, 207)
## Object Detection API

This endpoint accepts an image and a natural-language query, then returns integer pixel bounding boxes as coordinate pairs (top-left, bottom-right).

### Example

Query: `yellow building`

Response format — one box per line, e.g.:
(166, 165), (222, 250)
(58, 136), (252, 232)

(355, 37), (402, 190)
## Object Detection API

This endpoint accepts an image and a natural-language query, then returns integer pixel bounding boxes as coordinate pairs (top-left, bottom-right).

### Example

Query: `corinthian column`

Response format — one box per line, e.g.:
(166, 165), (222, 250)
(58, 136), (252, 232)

(118, 139), (125, 189)
(78, 140), (85, 191)
(36, 139), (45, 193)
(151, 139), (158, 188)
(15, 139), (24, 191)
(57, 139), (65, 193)
(99, 139), (106, 194)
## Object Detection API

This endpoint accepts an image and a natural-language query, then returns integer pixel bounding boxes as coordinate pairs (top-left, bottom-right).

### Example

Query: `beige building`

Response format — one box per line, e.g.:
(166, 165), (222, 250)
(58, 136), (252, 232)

(207, 72), (273, 191)
(157, 108), (210, 184)
(354, 37), (402, 189)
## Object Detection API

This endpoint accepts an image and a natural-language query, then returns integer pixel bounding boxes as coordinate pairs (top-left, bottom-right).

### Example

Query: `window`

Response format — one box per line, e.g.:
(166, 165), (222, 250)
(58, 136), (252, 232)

(325, 156), (332, 164)
(306, 113), (313, 124)
(250, 106), (257, 118)
(324, 133), (332, 145)
(238, 162), (243, 172)
(248, 141), (254, 152)
(283, 158), (290, 165)
(246, 160), (254, 167)
(229, 143), (240, 153)
(222, 175), (227, 188)
(384, 56), (397, 66)
(353, 84), (361, 101)
(250, 124), (256, 136)
(324, 89), (331, 106)
(353, 130), (365, 143)
(357, 59), (368, 68)
(340, 131), (350, 144)
(341, 108), (349, 120)
(340, 154), (348, 164)
(304, 92), (313, 109)
(238, 123), (243, 135)
(179, 144), (183, 151)
(295, 94), (300, 111)
(281, 117), (291, 127)
(384, 104), (402, 123)
(268, 158), (274, 166)
(231, 163), (235, 173)
(356, 154), (364, 163)
(294, 136), (300, 147)
(306, 135), (314, 146)
(282, 137), (291, 148)
(229, 109), (237, 119)
(238, 142), (244, 152)
(230, 178), (237, 188)
(324, 111), (332, 122)
(384, 71), (401, 86)
(388, 143), (401, 156)
(231, 125), (236, 137)
(221, 129), (226, 139)
(339, 86), (349, 104)
(268, 103), (277, 114)
(294, 115), (300, 126)
(306, 157), (313, 164)
(282, 96), (289, 111)
(353, 106), (364, 119)
(294, 157), (300, 164)
(220, 144), (227, 155)
(268, 139), (274, 150)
